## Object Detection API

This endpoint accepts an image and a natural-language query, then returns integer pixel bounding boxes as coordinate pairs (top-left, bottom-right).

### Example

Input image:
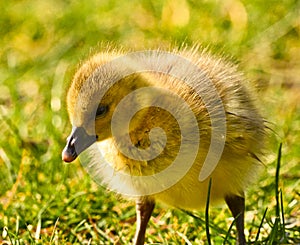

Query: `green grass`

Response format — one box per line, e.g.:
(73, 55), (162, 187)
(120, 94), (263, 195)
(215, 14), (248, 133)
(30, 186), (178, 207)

(0, 0), (299, 244)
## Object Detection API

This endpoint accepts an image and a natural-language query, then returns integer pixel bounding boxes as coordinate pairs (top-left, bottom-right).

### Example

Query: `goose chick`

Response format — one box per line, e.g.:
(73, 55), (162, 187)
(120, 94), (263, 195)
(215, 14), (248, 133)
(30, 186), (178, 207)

(62, 47), (266, 245)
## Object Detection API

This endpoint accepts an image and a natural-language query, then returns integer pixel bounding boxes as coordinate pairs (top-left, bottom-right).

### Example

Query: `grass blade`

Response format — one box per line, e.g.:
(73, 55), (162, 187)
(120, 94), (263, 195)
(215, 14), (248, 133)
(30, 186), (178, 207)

(255, 207), (268, 244)
(205, 178), (212, 245)
(275, 143), (282, 218)
(50, 217), (60, 244)
(280, 190), (287, 243)
(223, 215), (236, 244)
(268, 217), (279, 244)
(268, 143), (282, 244)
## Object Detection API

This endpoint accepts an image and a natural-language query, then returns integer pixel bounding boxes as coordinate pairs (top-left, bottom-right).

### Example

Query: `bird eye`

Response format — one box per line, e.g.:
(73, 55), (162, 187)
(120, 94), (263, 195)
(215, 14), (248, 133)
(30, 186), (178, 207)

(96, 105), (108, 118)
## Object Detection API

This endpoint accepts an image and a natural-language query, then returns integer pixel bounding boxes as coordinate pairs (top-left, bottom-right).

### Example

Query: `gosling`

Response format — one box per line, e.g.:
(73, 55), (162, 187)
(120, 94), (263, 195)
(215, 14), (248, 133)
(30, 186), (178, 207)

(62, 47), (266, 245)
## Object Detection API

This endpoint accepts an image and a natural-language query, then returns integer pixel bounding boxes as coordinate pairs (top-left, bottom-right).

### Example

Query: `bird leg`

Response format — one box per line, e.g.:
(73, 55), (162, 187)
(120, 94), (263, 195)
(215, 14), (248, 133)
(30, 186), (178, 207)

(133, 198), (155, 245)
(225, 195), (246, 245)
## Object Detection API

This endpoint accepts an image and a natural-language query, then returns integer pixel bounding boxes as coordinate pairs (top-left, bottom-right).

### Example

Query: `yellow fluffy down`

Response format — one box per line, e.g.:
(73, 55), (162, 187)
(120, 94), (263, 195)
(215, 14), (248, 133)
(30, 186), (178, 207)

(67, 46), (266, 211)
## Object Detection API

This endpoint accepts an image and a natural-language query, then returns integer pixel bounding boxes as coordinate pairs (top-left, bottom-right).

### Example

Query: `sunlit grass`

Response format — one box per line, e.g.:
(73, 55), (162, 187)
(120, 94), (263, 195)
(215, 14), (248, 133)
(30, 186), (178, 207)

(1, 0), (299, 244)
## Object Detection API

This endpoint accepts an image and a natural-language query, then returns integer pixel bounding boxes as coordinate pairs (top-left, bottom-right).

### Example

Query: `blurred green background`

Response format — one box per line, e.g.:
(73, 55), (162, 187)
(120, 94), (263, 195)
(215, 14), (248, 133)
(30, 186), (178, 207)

(0, 0), (299, 244)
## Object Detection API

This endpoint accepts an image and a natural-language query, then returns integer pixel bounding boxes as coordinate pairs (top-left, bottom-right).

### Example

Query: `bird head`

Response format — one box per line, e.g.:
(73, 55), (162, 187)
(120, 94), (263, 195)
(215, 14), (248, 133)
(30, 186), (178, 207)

(62, 52), (152, 163)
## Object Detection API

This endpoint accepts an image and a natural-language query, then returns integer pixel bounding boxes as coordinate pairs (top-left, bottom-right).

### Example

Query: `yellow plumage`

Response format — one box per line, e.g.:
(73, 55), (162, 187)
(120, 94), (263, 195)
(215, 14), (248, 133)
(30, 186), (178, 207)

(63, 46), (266, 244)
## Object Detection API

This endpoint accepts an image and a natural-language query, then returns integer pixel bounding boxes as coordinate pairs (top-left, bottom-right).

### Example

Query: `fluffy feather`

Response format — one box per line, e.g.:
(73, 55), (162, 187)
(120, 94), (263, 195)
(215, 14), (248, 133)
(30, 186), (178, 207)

(64, 46), (267, 243)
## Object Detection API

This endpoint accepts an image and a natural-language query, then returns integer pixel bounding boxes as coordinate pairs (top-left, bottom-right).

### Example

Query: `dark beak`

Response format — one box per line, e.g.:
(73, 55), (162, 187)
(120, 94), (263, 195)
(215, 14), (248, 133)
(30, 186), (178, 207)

(62, 127), (97, 162)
